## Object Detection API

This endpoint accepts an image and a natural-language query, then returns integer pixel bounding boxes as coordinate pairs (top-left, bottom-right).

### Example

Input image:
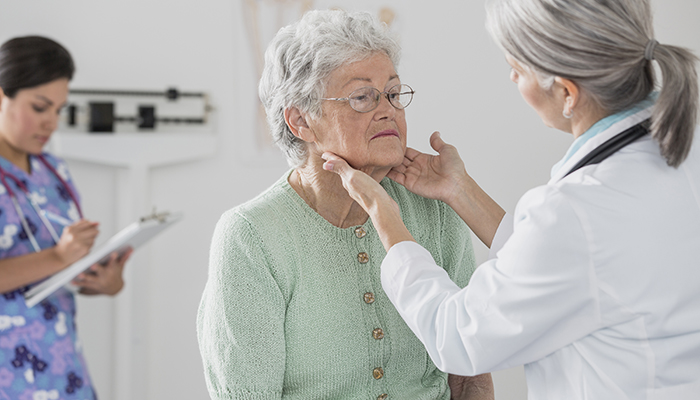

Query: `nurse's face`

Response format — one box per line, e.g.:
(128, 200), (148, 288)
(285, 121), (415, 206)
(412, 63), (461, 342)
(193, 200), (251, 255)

(0, 78), (69, 157)
(306, 53), (407, 172)
(506, 55), (569, 132)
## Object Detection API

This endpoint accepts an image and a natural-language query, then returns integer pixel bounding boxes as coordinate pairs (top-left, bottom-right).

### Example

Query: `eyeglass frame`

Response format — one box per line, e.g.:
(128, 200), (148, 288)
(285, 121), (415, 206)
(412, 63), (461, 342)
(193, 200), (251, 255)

(321, 83), (415, 113)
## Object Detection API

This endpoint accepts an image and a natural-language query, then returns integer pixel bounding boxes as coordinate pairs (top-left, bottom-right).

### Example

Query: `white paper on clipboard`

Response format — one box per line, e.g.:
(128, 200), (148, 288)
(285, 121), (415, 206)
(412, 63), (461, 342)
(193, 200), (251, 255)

(24, 211), (183, 308)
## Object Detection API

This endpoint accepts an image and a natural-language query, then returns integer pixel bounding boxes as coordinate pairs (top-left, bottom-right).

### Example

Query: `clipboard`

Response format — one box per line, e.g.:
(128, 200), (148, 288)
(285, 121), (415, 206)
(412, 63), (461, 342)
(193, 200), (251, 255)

(24, 210), (183, 308)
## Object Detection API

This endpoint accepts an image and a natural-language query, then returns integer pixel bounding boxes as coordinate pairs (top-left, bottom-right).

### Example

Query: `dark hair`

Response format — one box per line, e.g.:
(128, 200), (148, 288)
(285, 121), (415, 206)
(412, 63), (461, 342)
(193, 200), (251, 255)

(0, 36), (75, 98)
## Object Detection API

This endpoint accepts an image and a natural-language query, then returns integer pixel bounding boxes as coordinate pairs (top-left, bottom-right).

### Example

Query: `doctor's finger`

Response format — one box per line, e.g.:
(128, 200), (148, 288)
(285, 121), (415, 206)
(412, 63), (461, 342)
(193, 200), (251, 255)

(404, 147), (422, 163)
(321, 152), (352, 174)
(321, 154), (364, 188)
(429, 131), (450, 153)
(391, 162), (407, 175)
(386, 170), (406, 186)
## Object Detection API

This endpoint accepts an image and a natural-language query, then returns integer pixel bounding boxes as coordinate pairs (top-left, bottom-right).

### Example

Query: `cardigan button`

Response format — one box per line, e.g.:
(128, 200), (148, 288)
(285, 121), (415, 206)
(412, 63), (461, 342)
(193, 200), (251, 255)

(373, 328), (384, 340)
(373, 367), (384, 380)
(377, 394), (388, 400)
(363, 292), (375, 304)
(358, 252), (369, 264)
(354, 226), (367, 238)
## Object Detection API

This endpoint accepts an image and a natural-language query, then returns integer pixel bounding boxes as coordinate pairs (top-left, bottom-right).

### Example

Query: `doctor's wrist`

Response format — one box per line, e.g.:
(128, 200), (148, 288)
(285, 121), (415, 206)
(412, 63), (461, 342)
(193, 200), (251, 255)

(441, 172), (477, 208)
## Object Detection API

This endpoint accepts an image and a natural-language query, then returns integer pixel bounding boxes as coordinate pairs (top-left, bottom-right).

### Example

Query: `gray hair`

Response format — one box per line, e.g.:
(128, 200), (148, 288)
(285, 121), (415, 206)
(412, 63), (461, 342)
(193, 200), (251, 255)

(259, 9), (401, 167)
(486, 0), (698, 167)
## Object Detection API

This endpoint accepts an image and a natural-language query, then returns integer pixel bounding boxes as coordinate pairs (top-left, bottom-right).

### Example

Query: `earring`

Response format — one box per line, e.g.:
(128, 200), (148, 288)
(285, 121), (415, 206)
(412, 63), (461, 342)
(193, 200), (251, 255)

(563, 108), (574, 119)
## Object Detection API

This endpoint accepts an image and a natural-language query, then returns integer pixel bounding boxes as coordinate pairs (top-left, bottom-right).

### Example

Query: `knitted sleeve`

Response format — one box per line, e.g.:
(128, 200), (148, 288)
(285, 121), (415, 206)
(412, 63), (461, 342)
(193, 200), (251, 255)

(197, 210), (286, 400)
(438, 201), (477, 288)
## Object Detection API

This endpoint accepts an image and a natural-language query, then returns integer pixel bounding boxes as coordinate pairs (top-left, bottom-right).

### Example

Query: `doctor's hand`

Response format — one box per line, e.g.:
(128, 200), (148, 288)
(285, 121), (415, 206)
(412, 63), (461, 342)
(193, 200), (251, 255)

(388, 131), (470, 205)
(322, 152), (414, 251)
(53, 220), (100, 267)
(389, 131), (505, 249)
(72, 247), (133, 296)
(322, 152), (398, 215)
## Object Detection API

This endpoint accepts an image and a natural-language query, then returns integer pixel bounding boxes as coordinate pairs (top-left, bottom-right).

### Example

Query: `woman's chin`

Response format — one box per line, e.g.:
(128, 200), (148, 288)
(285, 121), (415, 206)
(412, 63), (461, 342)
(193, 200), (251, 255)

(387, 147), (407, 166)
(361, 154), (405, 173)
(322, 146), (405, 173)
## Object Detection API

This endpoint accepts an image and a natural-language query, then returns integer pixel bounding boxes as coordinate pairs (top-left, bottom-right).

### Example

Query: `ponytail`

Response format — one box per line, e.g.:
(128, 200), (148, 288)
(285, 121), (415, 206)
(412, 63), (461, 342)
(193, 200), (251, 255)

(650, 44), (698, 167)
(486, 0), (699, 168)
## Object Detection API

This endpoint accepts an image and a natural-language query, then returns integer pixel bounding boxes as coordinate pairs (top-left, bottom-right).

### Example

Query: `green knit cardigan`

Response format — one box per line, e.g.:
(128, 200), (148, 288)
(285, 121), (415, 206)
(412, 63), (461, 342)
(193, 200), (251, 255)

(197, 171), (476, 400)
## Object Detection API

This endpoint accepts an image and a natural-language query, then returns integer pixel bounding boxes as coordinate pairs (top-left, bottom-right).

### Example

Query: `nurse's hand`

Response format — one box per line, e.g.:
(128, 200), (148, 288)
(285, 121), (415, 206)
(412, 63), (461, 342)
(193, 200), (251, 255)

(54, 220), (100, 266)
(322, 152), (415, 251)
(73, 247), (133, 295)
(388, 131), (470, 205)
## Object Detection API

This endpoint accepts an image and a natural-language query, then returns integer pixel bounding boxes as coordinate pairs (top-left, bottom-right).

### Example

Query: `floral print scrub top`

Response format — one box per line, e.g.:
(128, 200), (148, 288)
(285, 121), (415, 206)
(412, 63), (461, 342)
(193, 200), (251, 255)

(0, 153), (96, 400)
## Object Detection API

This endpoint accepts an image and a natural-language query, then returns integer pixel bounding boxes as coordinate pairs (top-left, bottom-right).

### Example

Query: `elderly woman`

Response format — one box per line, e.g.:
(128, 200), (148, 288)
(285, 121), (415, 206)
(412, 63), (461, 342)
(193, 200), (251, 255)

(323, 0), (700, 399)
(196, 9), (493, 400)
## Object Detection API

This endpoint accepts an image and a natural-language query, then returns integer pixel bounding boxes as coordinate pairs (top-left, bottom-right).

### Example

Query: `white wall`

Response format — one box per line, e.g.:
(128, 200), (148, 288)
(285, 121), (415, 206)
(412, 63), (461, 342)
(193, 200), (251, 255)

(1, 1), (698, 399)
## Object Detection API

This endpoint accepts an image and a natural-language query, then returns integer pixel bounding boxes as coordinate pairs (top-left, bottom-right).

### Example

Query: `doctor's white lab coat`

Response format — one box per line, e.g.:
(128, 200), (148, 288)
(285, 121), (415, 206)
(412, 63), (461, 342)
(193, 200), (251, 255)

(381, 107), (700, 399)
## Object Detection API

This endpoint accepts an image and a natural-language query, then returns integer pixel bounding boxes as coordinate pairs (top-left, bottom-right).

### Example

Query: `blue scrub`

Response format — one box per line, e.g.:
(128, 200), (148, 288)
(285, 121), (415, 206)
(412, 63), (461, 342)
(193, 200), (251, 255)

(0, 153), (96, 400)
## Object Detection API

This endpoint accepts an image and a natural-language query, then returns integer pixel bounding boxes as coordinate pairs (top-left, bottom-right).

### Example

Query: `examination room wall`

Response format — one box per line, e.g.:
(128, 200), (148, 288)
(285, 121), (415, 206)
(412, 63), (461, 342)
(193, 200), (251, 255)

(1, 1), (698, 399)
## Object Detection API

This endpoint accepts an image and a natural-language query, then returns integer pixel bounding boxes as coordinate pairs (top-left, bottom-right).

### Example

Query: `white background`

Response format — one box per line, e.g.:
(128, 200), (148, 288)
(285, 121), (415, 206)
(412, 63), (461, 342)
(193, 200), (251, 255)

(1, 1), (698, 399)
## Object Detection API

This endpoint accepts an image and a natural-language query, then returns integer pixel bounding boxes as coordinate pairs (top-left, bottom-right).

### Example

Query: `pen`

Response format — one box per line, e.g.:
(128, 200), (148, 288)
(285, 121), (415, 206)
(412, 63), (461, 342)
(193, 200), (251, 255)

(41, 210), (74, 226)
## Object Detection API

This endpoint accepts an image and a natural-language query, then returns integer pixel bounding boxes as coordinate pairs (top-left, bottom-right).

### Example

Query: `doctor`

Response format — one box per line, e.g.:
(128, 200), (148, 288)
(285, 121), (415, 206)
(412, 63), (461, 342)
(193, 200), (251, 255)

(321, 0), (700, 398)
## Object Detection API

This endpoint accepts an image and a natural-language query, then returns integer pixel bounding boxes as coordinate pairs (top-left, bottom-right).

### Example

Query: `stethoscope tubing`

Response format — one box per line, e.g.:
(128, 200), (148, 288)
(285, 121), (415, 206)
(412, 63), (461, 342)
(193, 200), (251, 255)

(7, 194), (42, 252)
(0, 155), (83, 253)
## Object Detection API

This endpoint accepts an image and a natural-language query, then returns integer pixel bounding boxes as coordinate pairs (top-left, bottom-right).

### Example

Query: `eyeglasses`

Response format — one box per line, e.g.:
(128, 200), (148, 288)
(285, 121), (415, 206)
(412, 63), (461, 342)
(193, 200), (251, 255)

(322, 83), (415, 113)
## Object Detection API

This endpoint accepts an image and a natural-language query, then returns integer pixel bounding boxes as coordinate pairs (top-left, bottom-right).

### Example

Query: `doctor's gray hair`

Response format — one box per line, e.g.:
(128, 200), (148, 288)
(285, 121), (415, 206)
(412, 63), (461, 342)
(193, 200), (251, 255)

(259, 9), (401, 167)
(486, 0), (698, 167)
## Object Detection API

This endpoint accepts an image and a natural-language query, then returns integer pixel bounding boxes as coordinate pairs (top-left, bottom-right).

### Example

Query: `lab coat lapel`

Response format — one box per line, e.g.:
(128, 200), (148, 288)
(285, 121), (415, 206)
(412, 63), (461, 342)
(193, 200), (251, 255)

(548, 107), (654, 184)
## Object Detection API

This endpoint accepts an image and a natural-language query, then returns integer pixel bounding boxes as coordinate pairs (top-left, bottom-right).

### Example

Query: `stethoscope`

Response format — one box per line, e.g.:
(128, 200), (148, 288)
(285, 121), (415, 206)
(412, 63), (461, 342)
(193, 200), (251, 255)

(0, 155), (83, 253)
(564, 119), (650, 177)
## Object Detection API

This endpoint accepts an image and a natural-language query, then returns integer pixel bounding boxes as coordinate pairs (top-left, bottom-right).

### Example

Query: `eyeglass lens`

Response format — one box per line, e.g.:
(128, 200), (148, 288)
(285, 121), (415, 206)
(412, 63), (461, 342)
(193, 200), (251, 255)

(349, 84), (413, 112)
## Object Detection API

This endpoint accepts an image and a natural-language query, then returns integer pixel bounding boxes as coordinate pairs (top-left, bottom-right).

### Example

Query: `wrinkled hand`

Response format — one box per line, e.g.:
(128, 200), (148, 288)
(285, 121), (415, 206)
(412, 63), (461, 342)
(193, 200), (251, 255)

(72, 247), (133, 295)
(54, 220), (100, 266)
(448, 373), (494, 400)
(388, 131), (469, 203)
(321, 152), (399, 216)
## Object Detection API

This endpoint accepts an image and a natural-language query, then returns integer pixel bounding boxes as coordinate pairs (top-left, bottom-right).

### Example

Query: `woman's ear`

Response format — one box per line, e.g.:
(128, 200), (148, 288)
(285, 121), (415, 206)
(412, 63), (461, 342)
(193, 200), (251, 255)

(554, 77), (580, 116)
(284, 107), (315, 142)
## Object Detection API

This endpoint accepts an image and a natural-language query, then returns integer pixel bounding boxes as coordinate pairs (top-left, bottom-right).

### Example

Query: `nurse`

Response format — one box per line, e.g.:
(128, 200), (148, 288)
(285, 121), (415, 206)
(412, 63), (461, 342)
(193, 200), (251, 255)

(322, 0), (700, 398)
(0, 36), (131, 399)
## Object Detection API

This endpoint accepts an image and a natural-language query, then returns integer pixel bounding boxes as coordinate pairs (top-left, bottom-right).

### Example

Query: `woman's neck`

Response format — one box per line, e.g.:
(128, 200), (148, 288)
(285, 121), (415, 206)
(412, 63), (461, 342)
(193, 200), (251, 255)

(571, 101), (610, 139)
(0, 138), (30, 173)
(291, 159), (390, 229)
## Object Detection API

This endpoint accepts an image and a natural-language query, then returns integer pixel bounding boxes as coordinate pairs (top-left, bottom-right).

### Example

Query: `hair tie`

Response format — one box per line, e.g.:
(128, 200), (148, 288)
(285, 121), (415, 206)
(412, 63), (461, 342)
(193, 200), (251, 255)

(644, 39), (659, 61)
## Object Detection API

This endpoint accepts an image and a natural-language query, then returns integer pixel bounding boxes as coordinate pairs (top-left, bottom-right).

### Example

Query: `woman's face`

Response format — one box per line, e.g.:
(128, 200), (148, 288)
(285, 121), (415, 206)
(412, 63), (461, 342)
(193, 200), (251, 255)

(0, 78), (69, 156)
(307, 53), (407, 171)
(506, 55), (568, 131)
